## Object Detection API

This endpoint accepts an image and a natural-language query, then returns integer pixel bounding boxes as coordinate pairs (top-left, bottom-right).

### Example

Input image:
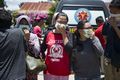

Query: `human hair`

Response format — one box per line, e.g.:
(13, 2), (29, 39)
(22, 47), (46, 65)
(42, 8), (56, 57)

(19, 18), (29, 25)
(77, 21), (87, 29)
(109, 0), (120, 8)
(74, 21), (86, 39)
(55, 12), (69, 22)
(51, 12), (59, 25)
(96, 16), (104, 25)
(0, 0), (4, 7)
(0, 9), (12, 28)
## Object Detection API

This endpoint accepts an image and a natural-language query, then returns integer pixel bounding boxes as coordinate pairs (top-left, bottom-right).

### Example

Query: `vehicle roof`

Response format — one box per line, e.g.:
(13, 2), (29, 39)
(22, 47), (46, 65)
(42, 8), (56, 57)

(56, 0), (110, 17)
(61, 0), (104, 5)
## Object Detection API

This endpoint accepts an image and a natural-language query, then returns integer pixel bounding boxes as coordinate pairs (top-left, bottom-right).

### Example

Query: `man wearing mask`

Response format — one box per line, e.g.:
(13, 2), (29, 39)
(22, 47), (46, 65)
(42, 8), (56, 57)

(102, 0), (120, 80)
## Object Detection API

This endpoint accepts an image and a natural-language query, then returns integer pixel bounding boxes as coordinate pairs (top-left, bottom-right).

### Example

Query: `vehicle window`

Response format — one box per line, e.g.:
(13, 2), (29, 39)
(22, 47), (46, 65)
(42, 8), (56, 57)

(62, 6), (106, 26)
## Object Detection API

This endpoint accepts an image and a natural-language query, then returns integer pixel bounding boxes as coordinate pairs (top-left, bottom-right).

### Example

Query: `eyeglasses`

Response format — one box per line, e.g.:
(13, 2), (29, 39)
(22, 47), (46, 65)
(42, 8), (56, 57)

(56, 16), (68, 24)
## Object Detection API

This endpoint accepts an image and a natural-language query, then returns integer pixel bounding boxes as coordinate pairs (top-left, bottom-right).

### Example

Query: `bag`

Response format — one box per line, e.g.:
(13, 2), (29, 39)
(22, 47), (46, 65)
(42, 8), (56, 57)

(26, 52), (46, 74)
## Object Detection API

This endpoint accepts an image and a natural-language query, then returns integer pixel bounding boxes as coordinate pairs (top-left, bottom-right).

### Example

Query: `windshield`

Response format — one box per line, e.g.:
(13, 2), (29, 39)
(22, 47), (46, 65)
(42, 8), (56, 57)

(62, 6), (106, 26)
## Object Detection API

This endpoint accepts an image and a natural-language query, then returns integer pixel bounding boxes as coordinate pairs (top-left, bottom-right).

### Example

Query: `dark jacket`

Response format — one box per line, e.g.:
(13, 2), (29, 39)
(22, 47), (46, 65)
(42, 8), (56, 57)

(0, 28), (26, 80)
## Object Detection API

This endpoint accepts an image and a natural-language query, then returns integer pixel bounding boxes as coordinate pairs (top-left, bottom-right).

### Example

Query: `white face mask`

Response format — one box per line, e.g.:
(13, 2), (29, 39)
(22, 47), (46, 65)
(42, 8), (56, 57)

(110, 14), (120, 17)
(55, 22), (67, 29)
(83, 29), (93, 38)
(19, 25), (30, 30)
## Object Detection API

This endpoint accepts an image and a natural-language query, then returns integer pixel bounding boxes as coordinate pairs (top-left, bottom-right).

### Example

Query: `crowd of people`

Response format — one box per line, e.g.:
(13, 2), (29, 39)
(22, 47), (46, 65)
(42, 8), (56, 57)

(0, 0), (120, 80)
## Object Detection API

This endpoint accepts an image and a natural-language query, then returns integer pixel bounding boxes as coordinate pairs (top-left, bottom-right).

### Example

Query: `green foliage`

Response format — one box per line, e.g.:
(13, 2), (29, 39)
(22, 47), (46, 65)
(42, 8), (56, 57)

(47, 0), (59, 24)
(0, 0), (4, 7)
(12, 10), (19, 18)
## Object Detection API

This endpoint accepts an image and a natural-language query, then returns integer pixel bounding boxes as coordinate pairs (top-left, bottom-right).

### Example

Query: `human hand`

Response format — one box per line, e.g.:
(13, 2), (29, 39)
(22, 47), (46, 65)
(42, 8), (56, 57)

(104, 57), (111, 66)
(89, 29), (95, 39)
(108, 16), (117, 28)
(58, 24), (67, 35)
(86, 29), (95, 39)
(23, 29), (30, 41)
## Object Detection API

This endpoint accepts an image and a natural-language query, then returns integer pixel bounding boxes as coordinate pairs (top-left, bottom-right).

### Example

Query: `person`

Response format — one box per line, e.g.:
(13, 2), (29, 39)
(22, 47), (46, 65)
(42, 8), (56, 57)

(15, 15), (40, 80)
(102, 0), (120, 80)
(41, 12), (72, 80)
(0, 8), (27, 80)
(95, 16), (106, 49)
(72, 21), (104, 80)
(15, 15), (32, 31)
(33, 15), (45, 40)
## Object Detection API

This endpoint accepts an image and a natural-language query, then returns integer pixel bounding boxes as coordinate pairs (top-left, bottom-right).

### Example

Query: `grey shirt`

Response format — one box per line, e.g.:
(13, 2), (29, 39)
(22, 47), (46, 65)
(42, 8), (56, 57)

(72, 37), (104, 78)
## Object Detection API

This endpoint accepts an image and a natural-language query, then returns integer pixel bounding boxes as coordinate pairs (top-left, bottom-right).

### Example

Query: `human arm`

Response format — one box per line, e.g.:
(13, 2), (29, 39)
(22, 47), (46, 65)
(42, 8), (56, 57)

(92, 37), (104, 73)
(40, 31), (49, 59)
(23, 29), (40, 57)
(28, 33), (40, 57)
(109, 17), (120, 39)
(102, 22), (109, 46)
(58, 27), (73, 54)
(92, 37), (104, 57)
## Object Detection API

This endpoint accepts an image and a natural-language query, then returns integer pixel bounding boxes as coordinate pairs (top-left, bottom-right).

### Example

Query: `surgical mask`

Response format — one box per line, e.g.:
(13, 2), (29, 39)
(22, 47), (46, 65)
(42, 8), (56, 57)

(83, 29), (93, 39)
(55, 22), (67, 29)
(110, 14), (120, 17)
(19, 25), (30, 31)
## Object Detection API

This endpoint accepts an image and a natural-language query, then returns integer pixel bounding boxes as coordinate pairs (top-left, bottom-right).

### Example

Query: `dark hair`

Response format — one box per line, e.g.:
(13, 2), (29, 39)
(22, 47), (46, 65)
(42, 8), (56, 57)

(77, 20), (88, 29)
(96, 16), (104, 24)
(73, 21), (86, 50)
(74, 20), (89, 39)
(0, 0), (4, 7)
(0, 9), (12, 28)
(19, 18), (29, 25)
(109, 0), (120, 8)
(55, 12), (69, 22)
(74, 21), (85, 39)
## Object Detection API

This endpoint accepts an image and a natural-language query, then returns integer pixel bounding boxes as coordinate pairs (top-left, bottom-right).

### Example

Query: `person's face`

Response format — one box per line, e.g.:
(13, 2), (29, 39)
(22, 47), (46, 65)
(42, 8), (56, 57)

(56, 15), (68, 25)
(19, 18), (30, 30)
(19, 18), (29, 25)
(55, 15), (68, 30)
(109, 6), (120, 14)
(108, 14), (120, 28)
(79, 22), (93, 38)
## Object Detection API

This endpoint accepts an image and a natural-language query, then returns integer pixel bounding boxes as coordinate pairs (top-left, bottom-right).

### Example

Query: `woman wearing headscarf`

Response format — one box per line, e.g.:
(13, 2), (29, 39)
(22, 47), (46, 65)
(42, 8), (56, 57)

(15, 15), (32, 31)
(15, 15), (40, 80)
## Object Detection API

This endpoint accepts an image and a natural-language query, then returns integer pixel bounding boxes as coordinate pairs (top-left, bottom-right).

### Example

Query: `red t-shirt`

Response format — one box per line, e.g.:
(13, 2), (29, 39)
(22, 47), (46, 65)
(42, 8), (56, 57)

(45, 31), (70, 76)
(95, 23), (106, 49)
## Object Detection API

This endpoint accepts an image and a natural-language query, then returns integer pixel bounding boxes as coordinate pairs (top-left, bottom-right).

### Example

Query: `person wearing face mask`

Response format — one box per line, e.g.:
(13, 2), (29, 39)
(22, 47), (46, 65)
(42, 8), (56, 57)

(15, 15), (32, 31)
(72, 21), (104, 80)
(102, 0), (120, 80)
(41, 12), (72, 80)
(15, 15), (40, 80)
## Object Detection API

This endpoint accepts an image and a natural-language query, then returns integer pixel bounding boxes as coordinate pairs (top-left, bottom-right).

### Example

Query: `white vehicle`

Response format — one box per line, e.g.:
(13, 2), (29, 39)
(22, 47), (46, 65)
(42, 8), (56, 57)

(55, 0), (110, 33)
